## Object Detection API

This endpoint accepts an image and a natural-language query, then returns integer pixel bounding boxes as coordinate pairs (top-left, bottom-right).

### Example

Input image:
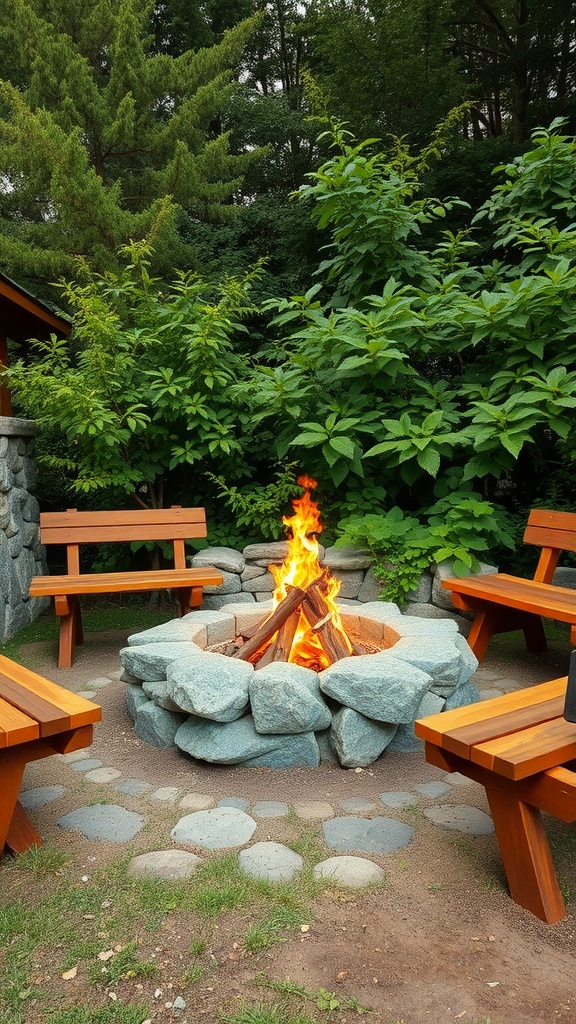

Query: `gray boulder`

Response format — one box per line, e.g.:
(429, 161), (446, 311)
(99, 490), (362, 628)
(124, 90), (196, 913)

(391, 636), (463, 694)
(180, 609), (236, 645)
(166, 652), (252, 721)
(120, 642), (203, 681)
(250, 663), (331, 734)
(125, 682), (149, 722)
(127, 620), (207, 647)
(388, 690), (445, 752)
(191, 546), (245, 574)
(203, 569), (242, 595)
(141, 679), (182, 713)
(322, 546), (373, 570)
(320, 652), (432, 724)
(444, 679), (481, 710)
(330, 707), (397, 767)
(243, 542), (288, 562)
(134, 701), (186, 748)
(176, 714), (299, 764)
(242, 732), (320, 768)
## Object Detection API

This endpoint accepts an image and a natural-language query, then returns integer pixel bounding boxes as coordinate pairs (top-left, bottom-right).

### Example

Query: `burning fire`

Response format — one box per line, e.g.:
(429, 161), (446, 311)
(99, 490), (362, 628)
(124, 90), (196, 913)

(268, 475), (353, 670)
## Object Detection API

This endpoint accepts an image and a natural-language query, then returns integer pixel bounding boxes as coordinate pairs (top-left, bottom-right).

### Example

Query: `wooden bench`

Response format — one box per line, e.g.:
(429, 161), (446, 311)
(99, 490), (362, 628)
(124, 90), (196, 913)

(28, 507), (223, 668)
(0, 653), (101, 857)
(415, 677), (576, 923)
(441, 509), (576, 662)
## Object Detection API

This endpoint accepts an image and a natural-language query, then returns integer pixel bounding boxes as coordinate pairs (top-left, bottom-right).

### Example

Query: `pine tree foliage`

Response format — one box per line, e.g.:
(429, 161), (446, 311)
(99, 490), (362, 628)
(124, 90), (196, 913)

(0, 0), (260, 286)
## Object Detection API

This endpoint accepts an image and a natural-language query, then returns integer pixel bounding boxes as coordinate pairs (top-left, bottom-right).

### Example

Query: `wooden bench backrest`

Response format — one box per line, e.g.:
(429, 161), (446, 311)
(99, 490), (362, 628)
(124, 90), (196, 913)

(524, 510), (576, 583)
(39, 507), (208, 574)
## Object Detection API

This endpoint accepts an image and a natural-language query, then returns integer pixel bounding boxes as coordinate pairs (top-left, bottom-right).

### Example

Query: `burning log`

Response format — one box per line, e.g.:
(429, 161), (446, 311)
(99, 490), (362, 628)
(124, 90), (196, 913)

(256, 610), (300, 668)
(232, 585), (307, 663)
(301, 579), (352, 663)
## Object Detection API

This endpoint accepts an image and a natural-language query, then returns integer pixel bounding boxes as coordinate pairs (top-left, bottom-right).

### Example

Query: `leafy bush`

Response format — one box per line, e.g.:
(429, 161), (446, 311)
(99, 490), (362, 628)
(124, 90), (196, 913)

(336, 494), (514, 604)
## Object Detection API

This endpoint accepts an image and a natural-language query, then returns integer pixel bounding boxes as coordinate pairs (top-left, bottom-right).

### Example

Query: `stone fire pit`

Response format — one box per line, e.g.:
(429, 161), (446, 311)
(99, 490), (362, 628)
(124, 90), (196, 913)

(120, 600), (479, 769)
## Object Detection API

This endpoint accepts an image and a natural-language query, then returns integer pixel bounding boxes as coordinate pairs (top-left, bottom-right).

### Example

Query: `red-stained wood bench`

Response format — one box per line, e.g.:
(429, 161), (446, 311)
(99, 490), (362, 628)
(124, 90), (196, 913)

(28, 507), (223, 668)
(415, 676), (576, 923)
(441, 509), (576, 662)
(0, 654), (101, 857)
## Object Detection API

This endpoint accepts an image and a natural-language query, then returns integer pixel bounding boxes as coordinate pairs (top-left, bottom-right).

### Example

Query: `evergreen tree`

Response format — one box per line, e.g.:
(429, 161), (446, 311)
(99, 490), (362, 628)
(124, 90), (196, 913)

(0, 0), (260, 291)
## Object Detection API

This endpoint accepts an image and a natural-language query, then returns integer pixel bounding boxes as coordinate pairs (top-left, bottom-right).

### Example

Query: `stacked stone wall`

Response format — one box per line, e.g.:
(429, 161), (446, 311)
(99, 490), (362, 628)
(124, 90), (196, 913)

(190, 542), (498, 634)
(0, 417), (47, 641)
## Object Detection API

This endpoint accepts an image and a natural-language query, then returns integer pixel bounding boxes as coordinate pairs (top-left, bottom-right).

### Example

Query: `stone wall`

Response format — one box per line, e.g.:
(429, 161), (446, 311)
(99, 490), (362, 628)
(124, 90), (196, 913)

(190, 542), (497, 634)
(0, 417), (47, 641)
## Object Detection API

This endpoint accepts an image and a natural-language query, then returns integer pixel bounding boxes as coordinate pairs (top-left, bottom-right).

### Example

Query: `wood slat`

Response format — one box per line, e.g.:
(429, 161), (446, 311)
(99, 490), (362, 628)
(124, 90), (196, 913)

(441, 695), (566, 760)
(0, 696), (38, 748)
(40, 507), (207, 545)
(527, 509), (576, 531)
(40, 507), (206, 527)
(414, 677), (567, 746)
(40, 523), (208, 544)
(524, 526), (576, 554)
(29, 567), (223, 597)
(0, 674), (71, 736)
(472, 717), (576, 780)
(441, 574), (576, 621)
(0, 655), (101, 728)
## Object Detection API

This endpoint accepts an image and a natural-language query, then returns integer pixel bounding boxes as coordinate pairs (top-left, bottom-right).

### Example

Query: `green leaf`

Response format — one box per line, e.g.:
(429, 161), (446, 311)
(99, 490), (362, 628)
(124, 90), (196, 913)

(329, 435), (356, 459)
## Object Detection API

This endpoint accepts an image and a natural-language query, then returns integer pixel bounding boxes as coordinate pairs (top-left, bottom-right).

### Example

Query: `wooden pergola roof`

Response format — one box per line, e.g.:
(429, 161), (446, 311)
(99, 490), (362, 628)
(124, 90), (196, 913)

(0, 272), (72, 416)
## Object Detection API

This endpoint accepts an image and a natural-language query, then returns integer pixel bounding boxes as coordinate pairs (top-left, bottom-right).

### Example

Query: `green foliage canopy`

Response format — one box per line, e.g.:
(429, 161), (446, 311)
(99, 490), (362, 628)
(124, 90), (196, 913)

(0, 0), (260, 288)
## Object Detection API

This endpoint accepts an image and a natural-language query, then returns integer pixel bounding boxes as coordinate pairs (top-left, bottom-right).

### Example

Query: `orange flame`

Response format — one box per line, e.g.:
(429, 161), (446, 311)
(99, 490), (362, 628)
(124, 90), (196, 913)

(268, 476), (352, 669)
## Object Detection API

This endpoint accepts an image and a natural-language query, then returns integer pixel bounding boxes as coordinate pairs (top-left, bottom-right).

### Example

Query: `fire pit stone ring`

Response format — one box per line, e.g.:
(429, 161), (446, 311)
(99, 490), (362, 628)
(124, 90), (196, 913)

(120, 601), (479, 769)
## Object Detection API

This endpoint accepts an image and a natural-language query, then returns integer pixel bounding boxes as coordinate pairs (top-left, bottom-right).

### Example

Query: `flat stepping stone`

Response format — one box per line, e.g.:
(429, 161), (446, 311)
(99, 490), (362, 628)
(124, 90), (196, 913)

(424, 805), (494, 835)
(239, 842), (302, 881)
(338, 798), (377, 813)
(70, 758), (103, 773)
(314, 856), (386, 888)
(115, 779), (153, 797)
(323, 816), (414, 854)
(63, 749), (90, 763)
(379, 791), (415, 809)
(57, 805), (145, 842)
(84, 767), (122, 784)
(217, 797), (249, 811)
(171, 807), (257, 850)
(415, 781), (453, 798)
(20, 786), (67, 809)
(442, 772), (477, 787)
(479, 688), (505, 700)
(128, 850), (202, 879)
(77, 690), (97, 699)
(85, 677), (113, 689)
(252, 801), (289, 818)
(150, 786), (181, 803)
(179, 793), (215, 811)
(293, 801), (334, 820)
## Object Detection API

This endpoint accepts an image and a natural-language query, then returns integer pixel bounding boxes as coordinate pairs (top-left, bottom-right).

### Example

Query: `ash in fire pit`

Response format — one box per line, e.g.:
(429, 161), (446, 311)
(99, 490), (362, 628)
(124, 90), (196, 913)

(121, 477), (480, 769)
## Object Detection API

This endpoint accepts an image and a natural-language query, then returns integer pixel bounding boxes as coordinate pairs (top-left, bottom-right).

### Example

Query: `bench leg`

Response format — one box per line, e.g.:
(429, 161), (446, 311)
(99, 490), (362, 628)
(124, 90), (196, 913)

(177, 587), (203, 616)
(55, 595), (83, 669)
(6, 801), (42, 855)
(467, 606), (548, 662)
(484, 775), (565, 924)
(0, 751), (31, 857)
(466, 608), (497, 661)
(521, 612), (547, 655)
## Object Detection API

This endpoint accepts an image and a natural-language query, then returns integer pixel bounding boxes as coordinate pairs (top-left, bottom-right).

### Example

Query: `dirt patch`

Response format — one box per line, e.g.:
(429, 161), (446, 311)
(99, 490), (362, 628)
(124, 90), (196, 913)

(3, 628), (576, 1024)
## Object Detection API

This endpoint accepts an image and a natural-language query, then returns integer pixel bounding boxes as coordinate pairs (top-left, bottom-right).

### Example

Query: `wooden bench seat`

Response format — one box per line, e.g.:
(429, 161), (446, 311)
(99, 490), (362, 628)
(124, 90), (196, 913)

(0, 654), (101, 857)
(415, 677), (576, 923)
(28, 507), (223, 668)
(442, 509), (576, 661)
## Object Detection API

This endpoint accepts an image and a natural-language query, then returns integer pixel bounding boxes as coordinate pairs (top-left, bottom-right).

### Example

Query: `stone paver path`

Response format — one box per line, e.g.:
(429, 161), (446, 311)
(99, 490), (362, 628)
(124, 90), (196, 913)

(18, 664), (514, 886)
